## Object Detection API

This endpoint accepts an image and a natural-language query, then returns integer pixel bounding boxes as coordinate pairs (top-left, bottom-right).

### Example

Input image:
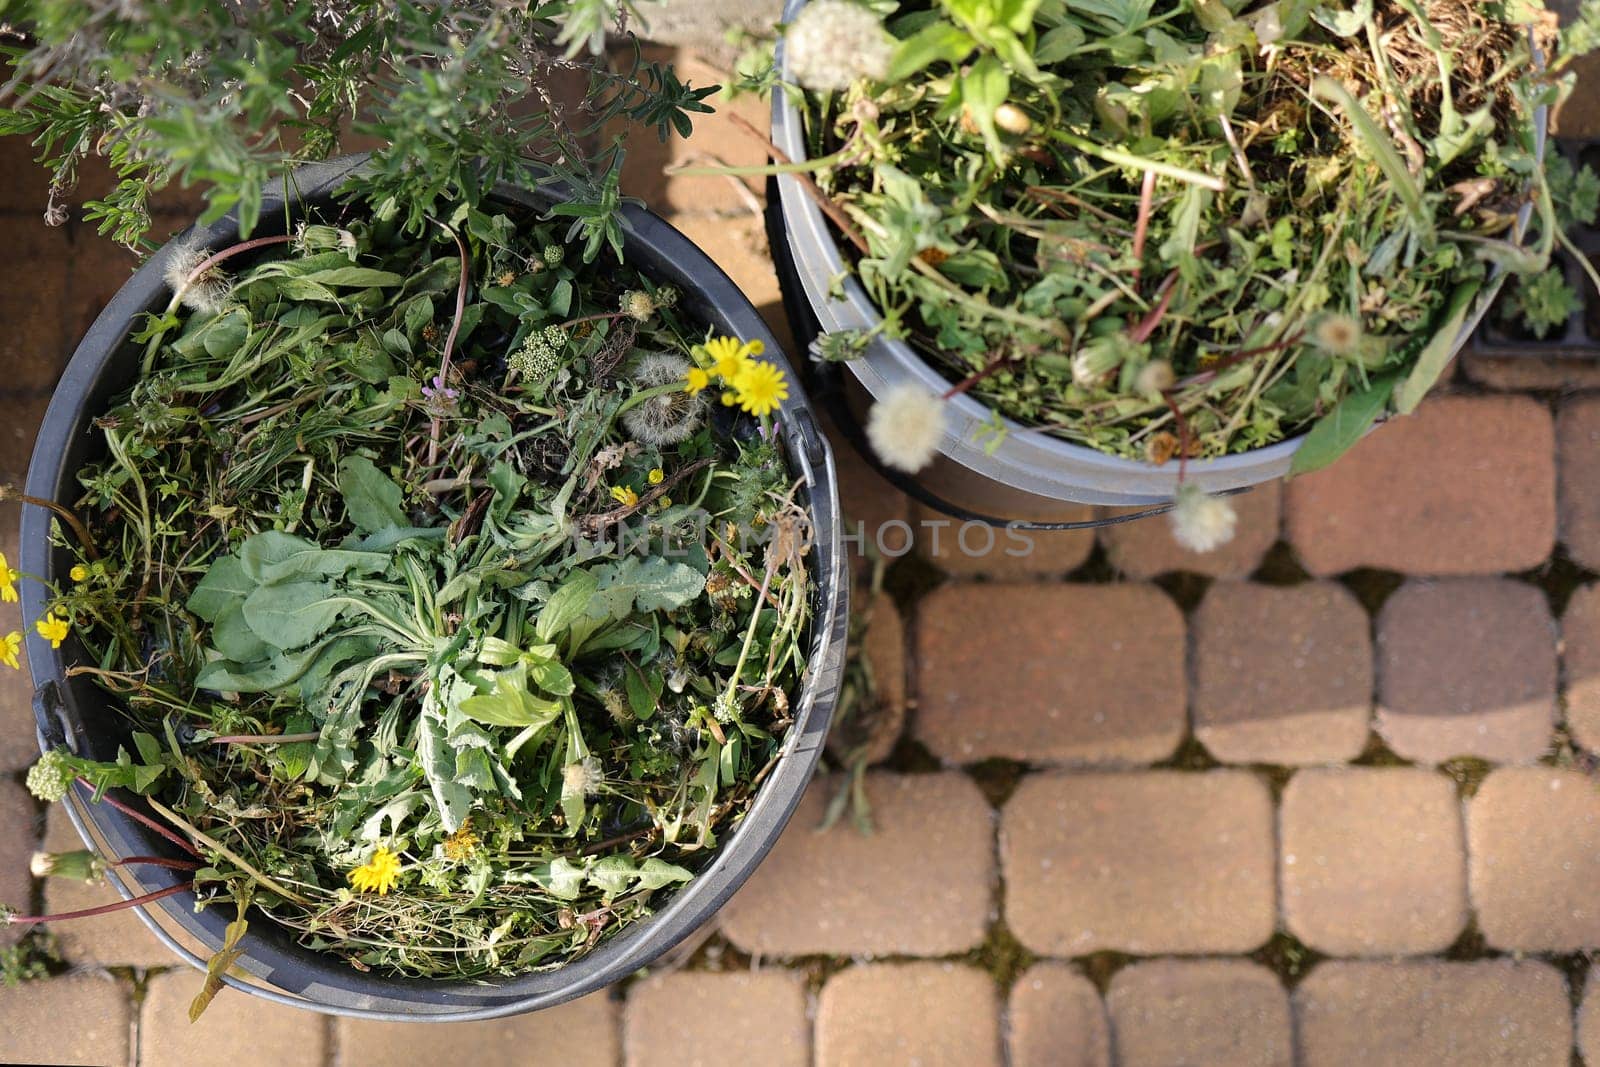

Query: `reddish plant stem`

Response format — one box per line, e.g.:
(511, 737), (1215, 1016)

(1161, 390), (1195, 483)
(78, 778), (199, 857)
(7, 882), (189, 925)
(1128, 271), (1180, 345)
(113, 856), (202, 872)
(727, 112), (870, 255)
(5, 489), (99, 560)
(186, 234), (293, 287)
(942, 353), (1023, 400)
(1131, 169), (1156, 283)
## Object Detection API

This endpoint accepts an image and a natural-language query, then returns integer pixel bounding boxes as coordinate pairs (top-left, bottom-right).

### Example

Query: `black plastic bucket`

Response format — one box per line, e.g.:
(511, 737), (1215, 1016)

(21, 156), (848, 1020)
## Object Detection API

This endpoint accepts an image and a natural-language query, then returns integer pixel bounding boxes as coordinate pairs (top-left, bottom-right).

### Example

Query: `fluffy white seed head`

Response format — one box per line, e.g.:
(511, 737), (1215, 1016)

(786, 0), (894, 92)
(866, 384), (945, 474)
(623, 353), (705, 445)
(1135, 359), (1176, 395)
(161, 236), (231, 315)
(1169, 483), (1237, 554)
(563, 755), (605, 797)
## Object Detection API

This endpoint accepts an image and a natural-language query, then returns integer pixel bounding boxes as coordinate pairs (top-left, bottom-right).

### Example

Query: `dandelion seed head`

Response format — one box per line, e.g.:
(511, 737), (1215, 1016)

(624, 354), (706, 445)
(1312, 312), (1364, 356)
(1169, 483), (1237, 554)
(161, 237), (231, 315)
(563, 755), (605, 797)
(786, 0), (894, 92)
(866, 385), (945, 474)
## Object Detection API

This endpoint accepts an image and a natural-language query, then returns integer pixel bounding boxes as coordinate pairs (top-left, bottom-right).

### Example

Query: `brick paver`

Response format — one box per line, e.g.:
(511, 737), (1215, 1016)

(917, 584), (1185, 765)
(1468, 766), (1600, 951)
(141, 969), (327, 1067)
(816, 963), (1001, 1067)
(1559, 397), (1600, 571)
(0, 972), (131, 1067)
(39, 803), (173, 968)
(1579, 966), (1600, 1067)
(336, 992), (618, 1067)
(1191, 581), (1371, 764)
(0, 393), (50, 488)
(1279, 768), (1465, 956)
(718, 772), (993, 956)
(1001, 772), (1275, 955)
(1101, 480), (1281, 579)
(1285, 396), (1556, 576)
(0, 219), (71, 394)
(624, 970), (807, 1067)
(1007, 963), (1110, 1067)
(0, 778), (37, 947)
(1106, 960), (1291, 1067)
(1564, 583), (1600, 753)
(914, 503), (1095, 578)
(1375, 579), (1556, 764)
(828, 590), (905, 764)
(1293, 960), (1571, 1066)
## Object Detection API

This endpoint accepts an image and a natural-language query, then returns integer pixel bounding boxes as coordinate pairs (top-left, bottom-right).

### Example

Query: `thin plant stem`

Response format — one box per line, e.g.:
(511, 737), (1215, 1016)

(8, 882), (189, 925)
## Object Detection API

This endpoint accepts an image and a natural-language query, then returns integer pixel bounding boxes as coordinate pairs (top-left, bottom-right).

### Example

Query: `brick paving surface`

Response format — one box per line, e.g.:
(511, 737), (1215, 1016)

(1105, 959), (1291, 1067)
(1469, 766), (1600, 951)
(1191, 581), (1372, 765)
(1293, 960), (1572, 1066)
(1002, 771), (1275, 955)
(1285, 395), (1556, 576)
(815, 963), (1001, 1067)
(917, 583), (1186, 765)
(1279, 768), (1466, 956)
(1007, 963), (1111, 1067)
(1375, 578), (1557, 764)
(6, 36), (1600, 1066)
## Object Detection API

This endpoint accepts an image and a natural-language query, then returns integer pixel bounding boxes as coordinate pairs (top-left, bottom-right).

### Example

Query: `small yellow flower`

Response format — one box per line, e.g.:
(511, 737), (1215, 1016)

(720, 390), (738, 407)
(0, 551), (18, 603)
(442, 824), (478, 861)
(0, 631), (20, 670)
(35, 613), (69, 650)
(348, 846), (403, 895)
(647, 468), (665, 485)
(704, 337), (754, 382)
(69, 565), (89, 583)
(684, 367), (710, 395)
(658, 497), (672, 509)
(610, 485), (639, 507)
(733, 361), (790, 418)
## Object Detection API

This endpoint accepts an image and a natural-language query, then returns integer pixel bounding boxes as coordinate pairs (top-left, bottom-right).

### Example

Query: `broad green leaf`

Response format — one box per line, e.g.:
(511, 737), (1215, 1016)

(257, 547), (388, 584)
(242, 580), (341, 650)
(518, 857), (585, 900)
(418, 702), (473, 832)
(457, 663), (564, 729)
(195, 641), (332, 693)
(298, 266), (405, 288)
(187, 555), (253, 621)
(589, 557), (707, 621)
(200, 308), (250, 359)
(212, 602), (272, 662)
(887, 21), (975, 80)
(239, 531), (319, 583)
(537, 570), (599, 641)
(1394, 282), (1480, 415)
(1289, 372), (1398, 476)
(338, 455), (408, 533)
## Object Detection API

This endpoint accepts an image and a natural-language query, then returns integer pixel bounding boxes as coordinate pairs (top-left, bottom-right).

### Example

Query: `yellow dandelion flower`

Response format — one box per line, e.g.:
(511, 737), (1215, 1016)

(720, 390), (738, 407)
(0, 631), (20, 670)
(35, 613), (69, 650)
(684, 367), (710, 395)
(70, 565), (89, 583)
(442, 824), (478, 861)
(704, 337), (753, 382)
(610, 485), (639, 507)
(0, 551), (18, 603)
(733, 361), (789, 418)
(348, 846), (403, 895)
(648, 468), (665, 485)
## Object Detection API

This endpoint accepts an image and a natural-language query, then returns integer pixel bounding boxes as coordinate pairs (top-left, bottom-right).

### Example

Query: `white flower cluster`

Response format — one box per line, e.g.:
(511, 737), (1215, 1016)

(786, 0), (895, 92)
